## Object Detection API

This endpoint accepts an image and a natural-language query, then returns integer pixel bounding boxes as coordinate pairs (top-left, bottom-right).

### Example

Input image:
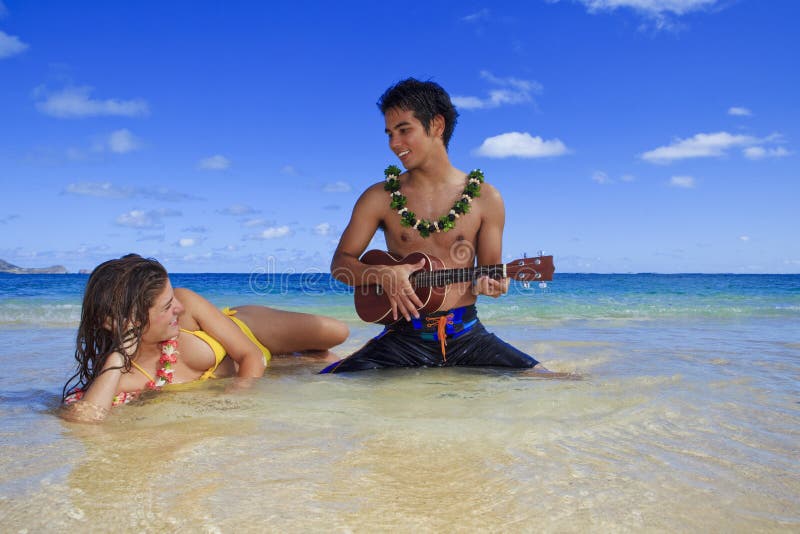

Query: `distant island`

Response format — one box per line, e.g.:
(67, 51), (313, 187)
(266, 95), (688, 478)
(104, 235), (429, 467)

(0, 258), (68, 274)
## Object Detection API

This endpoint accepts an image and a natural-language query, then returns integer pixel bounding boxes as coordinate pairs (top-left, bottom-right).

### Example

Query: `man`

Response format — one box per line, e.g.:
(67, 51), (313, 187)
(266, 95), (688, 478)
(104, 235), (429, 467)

(322, 78), (553, 374)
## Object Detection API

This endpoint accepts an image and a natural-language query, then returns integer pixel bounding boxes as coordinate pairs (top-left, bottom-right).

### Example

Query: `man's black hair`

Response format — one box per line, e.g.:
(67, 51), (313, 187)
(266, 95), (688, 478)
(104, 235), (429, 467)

(377, 78), (459, 149)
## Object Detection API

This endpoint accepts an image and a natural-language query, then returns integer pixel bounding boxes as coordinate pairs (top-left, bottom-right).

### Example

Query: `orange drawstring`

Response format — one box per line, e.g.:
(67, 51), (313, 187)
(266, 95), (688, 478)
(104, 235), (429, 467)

(425, 313), (454, 361)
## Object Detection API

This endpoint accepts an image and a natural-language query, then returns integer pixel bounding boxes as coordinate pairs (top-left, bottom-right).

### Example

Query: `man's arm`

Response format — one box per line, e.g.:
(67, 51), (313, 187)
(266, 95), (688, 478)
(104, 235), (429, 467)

(473, 183), (509, 298)
(331, 184), (424, 321)
(331, 184), (385, 285)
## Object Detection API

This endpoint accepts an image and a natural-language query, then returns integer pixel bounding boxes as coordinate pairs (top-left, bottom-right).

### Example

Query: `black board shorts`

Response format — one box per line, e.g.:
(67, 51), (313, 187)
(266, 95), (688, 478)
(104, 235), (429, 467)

(320, 305), (539, 373)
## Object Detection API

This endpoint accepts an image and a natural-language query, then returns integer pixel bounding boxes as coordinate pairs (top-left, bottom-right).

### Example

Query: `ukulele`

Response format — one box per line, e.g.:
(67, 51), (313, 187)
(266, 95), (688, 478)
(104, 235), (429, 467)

(353, 250), (554, 324)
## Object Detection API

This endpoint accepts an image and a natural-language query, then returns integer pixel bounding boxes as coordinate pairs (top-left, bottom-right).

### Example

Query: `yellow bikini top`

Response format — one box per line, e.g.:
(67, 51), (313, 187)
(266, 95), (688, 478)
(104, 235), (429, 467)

(130, 308), (270, 383)
(180, 328), (227, 381)
(130, 329), (226, 385)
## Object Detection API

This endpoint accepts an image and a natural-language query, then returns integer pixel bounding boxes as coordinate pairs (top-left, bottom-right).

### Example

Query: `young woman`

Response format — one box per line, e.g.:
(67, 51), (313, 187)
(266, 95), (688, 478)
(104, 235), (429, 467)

(61, 254), (349, 422)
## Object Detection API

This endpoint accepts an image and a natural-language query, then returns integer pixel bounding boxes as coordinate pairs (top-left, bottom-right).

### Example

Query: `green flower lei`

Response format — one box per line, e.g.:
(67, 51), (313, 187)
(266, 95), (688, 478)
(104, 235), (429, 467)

(383, 165), (484, 238)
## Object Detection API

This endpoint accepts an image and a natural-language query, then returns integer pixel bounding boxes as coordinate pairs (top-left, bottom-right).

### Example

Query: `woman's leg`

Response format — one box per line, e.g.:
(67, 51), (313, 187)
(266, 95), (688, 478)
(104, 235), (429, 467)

(229, 306), (349, 355)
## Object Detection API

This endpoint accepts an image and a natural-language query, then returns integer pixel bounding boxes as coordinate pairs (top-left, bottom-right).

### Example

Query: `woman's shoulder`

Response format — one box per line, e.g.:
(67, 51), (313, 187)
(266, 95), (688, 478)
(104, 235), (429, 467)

(174, 287), (200, 299)
(174, 287), (217, 328)
(174, 287), (212, 309)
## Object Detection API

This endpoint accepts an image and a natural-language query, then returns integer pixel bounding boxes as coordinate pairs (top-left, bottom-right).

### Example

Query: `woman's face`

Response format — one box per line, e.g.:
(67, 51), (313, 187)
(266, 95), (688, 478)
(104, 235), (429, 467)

(141, 280), (184, 342)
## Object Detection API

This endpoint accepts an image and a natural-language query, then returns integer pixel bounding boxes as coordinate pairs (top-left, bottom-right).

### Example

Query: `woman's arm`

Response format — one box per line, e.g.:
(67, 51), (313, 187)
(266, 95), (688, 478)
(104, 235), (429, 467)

(176, 288), (266, 378)
(60, 352), (125, 423)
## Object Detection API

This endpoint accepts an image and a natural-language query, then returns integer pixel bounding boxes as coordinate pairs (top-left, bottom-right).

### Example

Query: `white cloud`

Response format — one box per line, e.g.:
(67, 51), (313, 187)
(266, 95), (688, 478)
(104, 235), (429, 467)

(739, 235), (750, 242)
(115, 210), (154, 229)
(65, 182), (133, 198)
(743, 146), (791, 160)
(669, 175), (695, 188)
(323, 181), (351, 193)
(728, 106), (752, 117)
(0, 30), (28, 59)
(72, 130), (141, 157)
(569, 0), (723, 30)
(115, 208), (180, 229)
(280, 165), (299, 176)
(136, 234), (164, 242)
(644, 131), (792, 164)
(641, 131), (758, 163)
(592, 171), (611, 184)
(219, 204), (258, 216)
(243, 218), (268, 228)
(591, 171), (635, 185)
(450, 96), (484, 109)
(474, 132), (569, 158)
(198, 154), (230, 170)
(64, 181), (198, 201)
(180, 252), (214, 263)
(314, 222), (332, 236)
(252, 226), (291, 239)
(178, 238), (196, 247)
(577, 0), (720, 16)
(108, 129), (140, 153)
(462, 8), (490, 22)
(452, 71), (543, 110)
(35, 86), (149, 118)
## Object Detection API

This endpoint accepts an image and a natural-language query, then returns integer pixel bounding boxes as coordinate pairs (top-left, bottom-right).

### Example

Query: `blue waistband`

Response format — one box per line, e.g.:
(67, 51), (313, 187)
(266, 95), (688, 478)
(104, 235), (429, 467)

(409, 305), (478, 341)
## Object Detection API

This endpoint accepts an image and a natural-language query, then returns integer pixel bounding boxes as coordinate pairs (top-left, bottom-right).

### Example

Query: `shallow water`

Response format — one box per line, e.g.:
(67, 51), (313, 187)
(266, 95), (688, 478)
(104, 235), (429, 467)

(1, 274), (799, 531)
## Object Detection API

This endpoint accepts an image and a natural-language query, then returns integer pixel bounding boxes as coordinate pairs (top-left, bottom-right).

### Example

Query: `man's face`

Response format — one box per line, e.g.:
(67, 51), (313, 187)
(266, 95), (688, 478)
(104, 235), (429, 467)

(384, 107), (440, 169)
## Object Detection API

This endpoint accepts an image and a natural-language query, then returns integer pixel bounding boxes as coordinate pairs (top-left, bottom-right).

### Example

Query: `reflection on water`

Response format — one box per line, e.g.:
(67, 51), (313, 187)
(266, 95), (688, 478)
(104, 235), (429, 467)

(2, 318), (799, 532)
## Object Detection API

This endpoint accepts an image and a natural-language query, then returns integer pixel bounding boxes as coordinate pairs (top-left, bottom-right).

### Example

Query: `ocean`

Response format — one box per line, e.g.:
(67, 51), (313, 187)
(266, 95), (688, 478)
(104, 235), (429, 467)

(0, 272), (798, 531)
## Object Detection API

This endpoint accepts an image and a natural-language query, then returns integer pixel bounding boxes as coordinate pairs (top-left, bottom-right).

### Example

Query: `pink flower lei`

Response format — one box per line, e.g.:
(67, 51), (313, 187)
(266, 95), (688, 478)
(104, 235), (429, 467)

(63, 338), (180, 407)
(146, 339), (178, 390)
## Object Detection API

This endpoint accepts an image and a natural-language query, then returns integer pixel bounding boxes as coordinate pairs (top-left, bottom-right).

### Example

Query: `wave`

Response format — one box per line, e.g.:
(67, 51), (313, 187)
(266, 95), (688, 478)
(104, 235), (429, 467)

(1, 273), (798, 328)
(0, 302), (82, 327)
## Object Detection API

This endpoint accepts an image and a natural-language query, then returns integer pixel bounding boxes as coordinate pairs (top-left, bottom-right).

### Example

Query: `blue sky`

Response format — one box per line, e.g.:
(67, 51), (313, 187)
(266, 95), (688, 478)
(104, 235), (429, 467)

(1, 0), (798, 274)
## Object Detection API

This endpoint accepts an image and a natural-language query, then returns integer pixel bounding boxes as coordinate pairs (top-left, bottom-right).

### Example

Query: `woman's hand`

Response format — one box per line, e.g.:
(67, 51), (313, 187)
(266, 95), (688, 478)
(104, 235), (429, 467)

(60, 351), (125, 424)
(61, 400), (109, 424)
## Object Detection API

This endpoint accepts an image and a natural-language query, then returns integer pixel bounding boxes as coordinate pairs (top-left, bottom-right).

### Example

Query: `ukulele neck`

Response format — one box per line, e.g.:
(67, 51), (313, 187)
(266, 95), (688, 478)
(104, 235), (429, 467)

(411, 264), (506, 288)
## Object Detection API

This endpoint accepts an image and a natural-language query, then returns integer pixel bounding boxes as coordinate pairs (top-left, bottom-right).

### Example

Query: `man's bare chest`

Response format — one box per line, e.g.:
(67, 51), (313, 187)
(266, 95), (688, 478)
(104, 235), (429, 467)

(381, 212), (481, 268)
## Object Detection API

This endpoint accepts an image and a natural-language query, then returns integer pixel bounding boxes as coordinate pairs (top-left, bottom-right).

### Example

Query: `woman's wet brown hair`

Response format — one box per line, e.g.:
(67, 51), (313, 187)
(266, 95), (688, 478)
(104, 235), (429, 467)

(62, 254), (168, 401)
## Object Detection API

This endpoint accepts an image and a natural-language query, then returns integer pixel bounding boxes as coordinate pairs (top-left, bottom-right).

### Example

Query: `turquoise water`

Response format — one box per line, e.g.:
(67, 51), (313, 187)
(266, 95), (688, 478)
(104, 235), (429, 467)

(3, 272), (798, 326)
(1, 273), (799, 531)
